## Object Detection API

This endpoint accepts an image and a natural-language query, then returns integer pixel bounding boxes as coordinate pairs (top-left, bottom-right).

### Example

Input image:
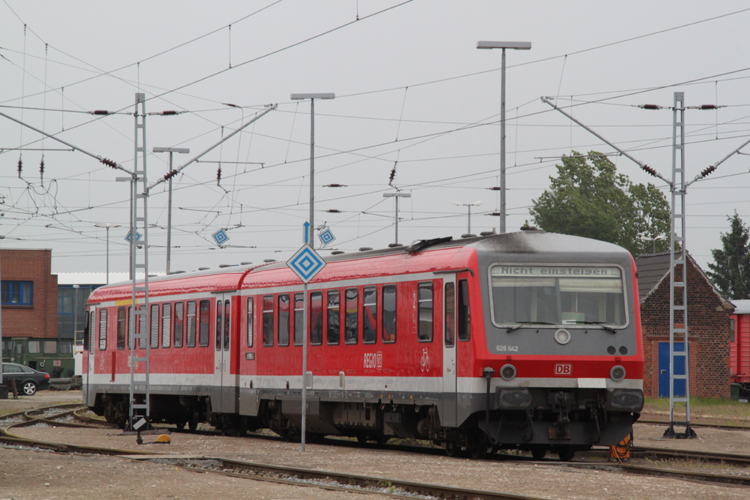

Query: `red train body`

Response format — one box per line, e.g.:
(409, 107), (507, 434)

(83, 230), (644, 460)
(731, 300), (750, 399)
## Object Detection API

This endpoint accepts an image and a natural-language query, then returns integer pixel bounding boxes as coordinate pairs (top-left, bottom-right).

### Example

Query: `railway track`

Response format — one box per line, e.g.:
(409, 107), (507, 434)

(3, 404), (750, 494)
(637, 419), (750, 432)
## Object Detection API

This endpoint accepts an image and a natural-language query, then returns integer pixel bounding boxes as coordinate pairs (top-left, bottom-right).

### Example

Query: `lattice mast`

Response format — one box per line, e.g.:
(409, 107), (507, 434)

(664, 92), (696, 438)
(128, 93), (151, 430)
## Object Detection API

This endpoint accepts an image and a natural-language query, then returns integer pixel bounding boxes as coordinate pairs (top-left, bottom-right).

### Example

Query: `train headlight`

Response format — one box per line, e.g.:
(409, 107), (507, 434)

(610, 365), (626, 382)
(554, 329), (571, 345)
(500, 363), (516, 381)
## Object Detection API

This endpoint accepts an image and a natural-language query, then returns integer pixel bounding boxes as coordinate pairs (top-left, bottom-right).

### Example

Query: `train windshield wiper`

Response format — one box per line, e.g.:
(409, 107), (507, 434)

(575, 321), (617, 334)
(506, 321), (556, 333)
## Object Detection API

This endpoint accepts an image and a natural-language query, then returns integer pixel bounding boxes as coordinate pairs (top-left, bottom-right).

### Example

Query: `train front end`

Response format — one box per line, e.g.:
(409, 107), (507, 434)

(468, 230), (643, 459)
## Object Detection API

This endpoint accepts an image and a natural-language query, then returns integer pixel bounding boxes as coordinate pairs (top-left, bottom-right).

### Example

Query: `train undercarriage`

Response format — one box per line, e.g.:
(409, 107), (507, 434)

(92, 386), (642, 461)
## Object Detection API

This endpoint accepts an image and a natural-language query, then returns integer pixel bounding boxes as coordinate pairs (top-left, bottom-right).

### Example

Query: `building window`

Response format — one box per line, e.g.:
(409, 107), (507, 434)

(1, 281), (33, 306)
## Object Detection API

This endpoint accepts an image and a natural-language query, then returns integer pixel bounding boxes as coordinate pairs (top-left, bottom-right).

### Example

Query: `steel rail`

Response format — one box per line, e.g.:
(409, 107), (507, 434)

(637, 419), (750, 432)
(633, 446), (750, 466)
(137, 456), (549, 500)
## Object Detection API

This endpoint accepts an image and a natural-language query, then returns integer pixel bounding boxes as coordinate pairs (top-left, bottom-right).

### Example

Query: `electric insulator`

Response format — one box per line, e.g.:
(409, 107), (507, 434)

(17, 156), (22, 176)
(164, 170), (178, 180)
(639, 104), (660, 110)
(93, 110), (110, 115)
(701, 165), (717, 178)
(162, 111), (178, 116)
(641, 165), (658, 177)
(699, 105), (718, 110)
(100, 158), (117, 168)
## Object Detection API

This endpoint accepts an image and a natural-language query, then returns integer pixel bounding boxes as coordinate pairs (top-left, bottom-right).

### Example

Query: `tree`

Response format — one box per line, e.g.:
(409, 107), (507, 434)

(529, 151), (670, 256)
(707, 212), (750, 300)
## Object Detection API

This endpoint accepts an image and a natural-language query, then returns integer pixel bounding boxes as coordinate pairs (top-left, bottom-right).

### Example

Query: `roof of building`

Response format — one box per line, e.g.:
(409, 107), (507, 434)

(634, 251), (734, 310)
(733, 300), (750, 315)
(56, 272), (164, 286)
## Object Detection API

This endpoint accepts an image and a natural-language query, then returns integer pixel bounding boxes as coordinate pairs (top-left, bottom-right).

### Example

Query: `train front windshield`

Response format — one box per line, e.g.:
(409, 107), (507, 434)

(490, 265), (626, 327)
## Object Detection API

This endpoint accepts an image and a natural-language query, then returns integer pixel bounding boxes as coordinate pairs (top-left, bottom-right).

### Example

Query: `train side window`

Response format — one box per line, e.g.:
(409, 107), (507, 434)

(730, 318), (736, 343)
(294, 293), (304, 346)
(174, 302), (184, 348)
(418, 282), (434, 342)
(128, 307), (135, 349)
(382, 285), (397, 343)
(247, 297), (254, 348)
(186, 301), (197, 347)
(117, 306), (126, 350)
(199, 300), (210, 347)
(83, 311), (96, 352)
(263, 295), (274, 347)
(278, 294), (290, 347)
(28, 340), (41, 354)
(162, 303), (171, 348)
(99, 309), (108, 351)
(327, 290), (340, 345)
(345, 288), (358, 344)
(216, 299), (223, 351)
(458, 279), (471, 341)
(138, 305), (147, 349)
(363, 286), (377, 344)
(224, 300), (230, 352)
(150, 303), (160, 349)
(310, 291), (323, 345)
(445, 282), (455, 347)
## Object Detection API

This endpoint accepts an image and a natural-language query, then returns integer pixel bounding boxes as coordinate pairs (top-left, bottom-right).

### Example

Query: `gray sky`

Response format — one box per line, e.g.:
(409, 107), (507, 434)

(1, 1), (749, 276)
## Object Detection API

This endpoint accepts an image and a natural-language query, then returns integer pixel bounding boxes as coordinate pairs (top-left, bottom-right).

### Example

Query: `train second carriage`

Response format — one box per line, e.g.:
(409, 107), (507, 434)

(82, 229), (644, 460)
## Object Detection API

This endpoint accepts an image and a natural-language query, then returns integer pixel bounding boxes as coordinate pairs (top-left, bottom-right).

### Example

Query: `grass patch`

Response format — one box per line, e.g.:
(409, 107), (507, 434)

(643, 397), (750, 423)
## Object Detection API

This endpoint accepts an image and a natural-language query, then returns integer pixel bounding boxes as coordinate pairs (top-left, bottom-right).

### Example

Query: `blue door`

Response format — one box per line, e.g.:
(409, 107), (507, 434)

(658, 342), (686, 398)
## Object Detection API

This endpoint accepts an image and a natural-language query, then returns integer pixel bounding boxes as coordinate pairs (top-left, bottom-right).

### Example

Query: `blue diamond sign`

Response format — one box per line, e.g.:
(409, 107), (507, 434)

(287, 244), (326, 283)
(125, 230), (142, 242)
(318, 228), (336, 246)
(212, 229), (229, 246)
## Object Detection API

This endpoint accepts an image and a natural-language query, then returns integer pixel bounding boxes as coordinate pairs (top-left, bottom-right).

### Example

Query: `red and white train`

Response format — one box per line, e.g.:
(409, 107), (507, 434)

(83, 229), (644, 460)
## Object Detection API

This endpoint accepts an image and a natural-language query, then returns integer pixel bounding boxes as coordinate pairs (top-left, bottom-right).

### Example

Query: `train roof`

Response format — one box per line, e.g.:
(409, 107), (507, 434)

(87, 230), (632, 304)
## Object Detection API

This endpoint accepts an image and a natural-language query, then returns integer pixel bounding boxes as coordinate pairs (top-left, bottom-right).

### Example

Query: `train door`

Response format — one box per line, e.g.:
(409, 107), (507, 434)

(213, 293), (234, 413)
(442, 275), (458, 427)
(86, 306), (96, 402)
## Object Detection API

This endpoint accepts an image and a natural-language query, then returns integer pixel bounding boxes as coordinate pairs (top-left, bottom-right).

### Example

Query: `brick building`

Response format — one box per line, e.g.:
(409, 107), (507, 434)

(636, 252), (734, 399)
(1, 249), (58, 339)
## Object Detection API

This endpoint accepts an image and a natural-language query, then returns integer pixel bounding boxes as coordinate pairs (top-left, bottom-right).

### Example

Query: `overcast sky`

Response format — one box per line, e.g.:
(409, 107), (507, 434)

(1, 0), (749, 277)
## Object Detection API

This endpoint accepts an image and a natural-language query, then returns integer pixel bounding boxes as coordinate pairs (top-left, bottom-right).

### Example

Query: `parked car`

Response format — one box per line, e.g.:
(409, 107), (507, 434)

(2, 362), (51, 395)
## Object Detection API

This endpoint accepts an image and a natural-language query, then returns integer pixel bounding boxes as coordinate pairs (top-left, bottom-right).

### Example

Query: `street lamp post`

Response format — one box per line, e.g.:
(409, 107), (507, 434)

(153, 147), (190, 275)
(289, 92), (334, 452)
(94, 223), (121, 284)
(452, 201), (483, 234)
(383, 192), (411, 245)
(477, 41), (531, 234)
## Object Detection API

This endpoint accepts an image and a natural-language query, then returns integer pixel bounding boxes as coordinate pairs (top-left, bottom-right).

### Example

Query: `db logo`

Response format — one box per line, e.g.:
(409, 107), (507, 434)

(554, 364), (572, 376)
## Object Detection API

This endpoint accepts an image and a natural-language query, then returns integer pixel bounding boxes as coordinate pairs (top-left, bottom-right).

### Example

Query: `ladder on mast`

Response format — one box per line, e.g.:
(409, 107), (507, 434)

(664, 91), (696, 439)
(128, 93), (152, 431)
